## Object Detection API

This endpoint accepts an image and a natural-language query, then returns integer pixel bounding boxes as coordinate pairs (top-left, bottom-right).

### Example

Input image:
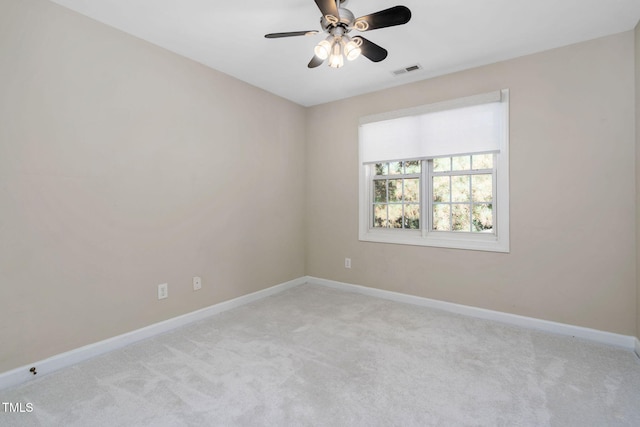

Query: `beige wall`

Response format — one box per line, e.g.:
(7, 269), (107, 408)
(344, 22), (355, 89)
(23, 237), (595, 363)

(307, 32), (637, 336)
(0, 0), (306, 372)
(636, 20), (640, 340)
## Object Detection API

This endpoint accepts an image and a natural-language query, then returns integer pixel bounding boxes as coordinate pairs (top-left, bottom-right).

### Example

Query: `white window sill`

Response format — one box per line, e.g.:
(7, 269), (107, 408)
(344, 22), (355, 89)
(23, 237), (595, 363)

(359, 229), (509, 253)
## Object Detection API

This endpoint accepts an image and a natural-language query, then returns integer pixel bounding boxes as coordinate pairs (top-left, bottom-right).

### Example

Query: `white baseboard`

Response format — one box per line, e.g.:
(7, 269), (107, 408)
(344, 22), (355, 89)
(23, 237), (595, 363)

(2, 275), (637, 390)
(306, 276), (638, 351)
(0, 277), (306, 391)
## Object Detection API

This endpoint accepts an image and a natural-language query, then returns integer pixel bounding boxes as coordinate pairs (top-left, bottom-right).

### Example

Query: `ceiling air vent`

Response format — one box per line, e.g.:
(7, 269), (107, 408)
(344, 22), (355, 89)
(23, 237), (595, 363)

(392, 64), (423, 76)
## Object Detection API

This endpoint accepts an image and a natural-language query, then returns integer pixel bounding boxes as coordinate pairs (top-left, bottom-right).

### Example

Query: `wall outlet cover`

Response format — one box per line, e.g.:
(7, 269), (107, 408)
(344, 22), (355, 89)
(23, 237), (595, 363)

(158, 283), (168, 300)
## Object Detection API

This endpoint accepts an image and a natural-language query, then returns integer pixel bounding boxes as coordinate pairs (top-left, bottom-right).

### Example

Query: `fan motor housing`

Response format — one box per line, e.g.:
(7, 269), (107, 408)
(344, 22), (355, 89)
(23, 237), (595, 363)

(321, 8), (355, 31)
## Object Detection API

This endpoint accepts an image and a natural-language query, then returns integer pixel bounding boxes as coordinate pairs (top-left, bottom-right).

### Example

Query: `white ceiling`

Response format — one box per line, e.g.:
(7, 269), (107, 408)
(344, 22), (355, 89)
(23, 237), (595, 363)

(49, 0), (640, 107)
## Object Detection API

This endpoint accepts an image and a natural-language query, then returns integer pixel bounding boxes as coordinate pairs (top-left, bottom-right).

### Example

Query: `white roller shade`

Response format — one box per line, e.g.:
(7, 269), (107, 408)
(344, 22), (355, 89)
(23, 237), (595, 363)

(360, 90), (507, 164)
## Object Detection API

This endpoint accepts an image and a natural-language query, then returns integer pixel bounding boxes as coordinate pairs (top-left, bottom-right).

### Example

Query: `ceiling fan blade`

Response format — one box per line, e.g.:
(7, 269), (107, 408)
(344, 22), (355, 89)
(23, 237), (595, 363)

(354, 36), (388, 62)
(314, 0), (340, 21)
(265, 31), (319, 39)
(354, 6), (411, 32)
(308, 55), (325, 68)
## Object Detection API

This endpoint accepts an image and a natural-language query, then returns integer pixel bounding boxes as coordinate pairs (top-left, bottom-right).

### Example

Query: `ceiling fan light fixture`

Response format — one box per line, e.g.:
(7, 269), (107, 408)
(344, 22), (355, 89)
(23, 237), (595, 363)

(314, 37), (332, 60)
(344, 36), (362, 61)
(265, 2), (412, 70)
(328, 39), (344, 68)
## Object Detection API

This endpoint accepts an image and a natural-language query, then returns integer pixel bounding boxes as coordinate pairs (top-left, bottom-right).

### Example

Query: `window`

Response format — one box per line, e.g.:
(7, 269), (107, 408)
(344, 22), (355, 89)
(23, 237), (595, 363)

(359, 90), (509, 252)
(372, 161), (421, 229)
(430, 154), (494, 233)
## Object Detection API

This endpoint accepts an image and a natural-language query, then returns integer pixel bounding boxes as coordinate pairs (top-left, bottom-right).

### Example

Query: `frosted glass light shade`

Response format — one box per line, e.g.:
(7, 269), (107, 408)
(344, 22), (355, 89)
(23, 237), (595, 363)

(344, 40), (361, 61)
(314, 39), (331, 60)
(328, 40), (343, 68)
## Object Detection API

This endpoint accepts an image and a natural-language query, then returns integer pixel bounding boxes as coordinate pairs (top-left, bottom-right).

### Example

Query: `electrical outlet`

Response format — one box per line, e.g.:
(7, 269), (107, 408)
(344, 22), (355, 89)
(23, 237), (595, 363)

(345, 258), (351, 269)
(158, 283), (168, 300)
(192, 276), (202, 291)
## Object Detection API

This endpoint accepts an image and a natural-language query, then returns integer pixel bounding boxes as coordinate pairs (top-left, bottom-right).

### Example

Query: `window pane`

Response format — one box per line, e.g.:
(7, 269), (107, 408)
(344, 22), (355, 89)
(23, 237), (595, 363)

(404, 179), (420, 202)
(433, 157), (451, 172)
(451, 175), (470, 202)
(472, 204), (493, 232)
(433, 176), (450, 202)
(373, 204), (387, 228)
(388, 179), (403, 202)
(389, 162), (403, 175)
(404, 204), (420, 229)
(452, 156), (471, 171)
(404, 161), (421, 174)
(472, 174), (492, 202)
(433, 204), (451, 231)
(452, 204), (471, 232)
(374, 180), (387, 203)
(472, 154), (493, 170)
(388, 204), (403, 228)
(375, 163), (388, 176)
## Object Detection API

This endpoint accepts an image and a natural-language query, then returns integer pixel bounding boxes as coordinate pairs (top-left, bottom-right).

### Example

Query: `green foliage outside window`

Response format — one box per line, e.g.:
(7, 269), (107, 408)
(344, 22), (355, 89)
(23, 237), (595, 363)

(373, 161), (420, 230)
(372, 155), (494, 233)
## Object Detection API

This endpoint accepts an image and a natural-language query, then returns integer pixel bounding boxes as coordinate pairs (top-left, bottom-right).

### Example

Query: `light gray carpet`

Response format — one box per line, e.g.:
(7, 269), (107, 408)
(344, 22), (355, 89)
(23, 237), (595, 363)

(1, 283), (639, 426)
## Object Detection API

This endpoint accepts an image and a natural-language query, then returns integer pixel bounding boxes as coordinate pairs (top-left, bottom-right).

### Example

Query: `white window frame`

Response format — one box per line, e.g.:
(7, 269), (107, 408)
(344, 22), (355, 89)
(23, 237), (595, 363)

(358, 90), (510, 253)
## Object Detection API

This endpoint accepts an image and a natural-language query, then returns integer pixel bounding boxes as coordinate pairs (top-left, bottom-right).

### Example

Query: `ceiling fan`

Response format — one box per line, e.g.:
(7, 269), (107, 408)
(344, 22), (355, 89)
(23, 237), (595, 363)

(264, 0), (412, 69)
